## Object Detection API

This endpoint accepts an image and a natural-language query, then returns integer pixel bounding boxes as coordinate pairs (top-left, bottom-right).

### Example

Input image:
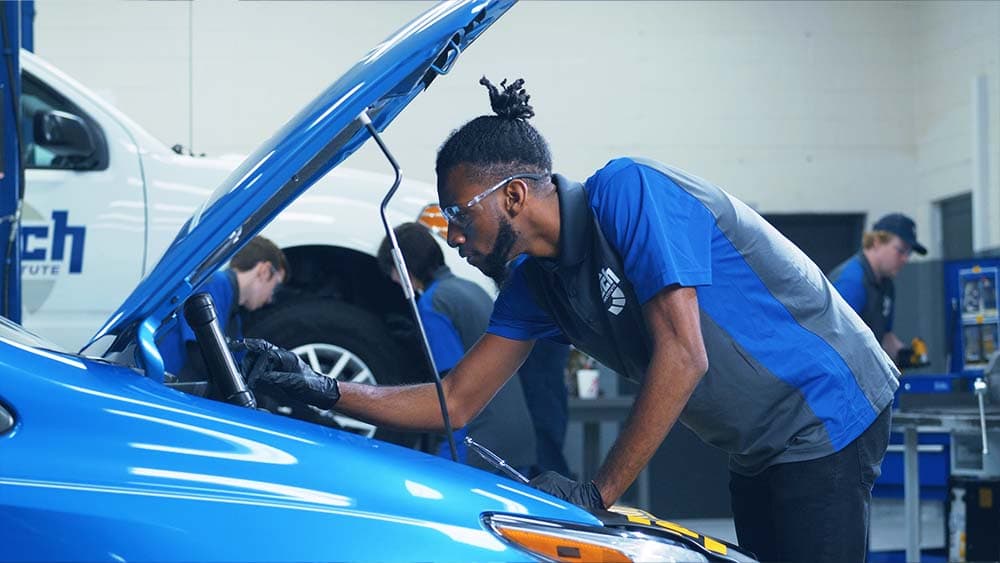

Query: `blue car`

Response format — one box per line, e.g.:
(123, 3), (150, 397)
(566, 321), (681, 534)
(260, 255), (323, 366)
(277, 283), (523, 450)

(0, 1), (756, 561)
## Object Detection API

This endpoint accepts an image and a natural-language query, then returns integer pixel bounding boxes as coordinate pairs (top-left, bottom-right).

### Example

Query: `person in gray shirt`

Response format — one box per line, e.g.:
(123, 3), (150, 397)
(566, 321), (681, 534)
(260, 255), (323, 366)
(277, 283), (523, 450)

(377, 222), (536, 474)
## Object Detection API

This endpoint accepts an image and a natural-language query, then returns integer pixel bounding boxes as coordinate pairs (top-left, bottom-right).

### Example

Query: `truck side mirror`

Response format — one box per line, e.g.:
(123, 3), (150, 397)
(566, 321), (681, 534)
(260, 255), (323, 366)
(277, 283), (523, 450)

(33, 109), (97, 160)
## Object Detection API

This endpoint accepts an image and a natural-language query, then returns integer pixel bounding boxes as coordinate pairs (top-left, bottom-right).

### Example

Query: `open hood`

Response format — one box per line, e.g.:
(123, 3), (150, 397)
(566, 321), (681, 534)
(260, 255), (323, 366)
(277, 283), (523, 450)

(88, 0), (515, 367)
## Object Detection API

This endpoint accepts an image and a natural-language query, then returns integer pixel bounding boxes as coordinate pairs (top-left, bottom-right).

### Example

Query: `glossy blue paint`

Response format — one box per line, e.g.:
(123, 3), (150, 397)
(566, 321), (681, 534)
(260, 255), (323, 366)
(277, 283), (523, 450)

(138, 317), (165, 382)
(0, 328), (599, 561)
(88, 0), (515, 354)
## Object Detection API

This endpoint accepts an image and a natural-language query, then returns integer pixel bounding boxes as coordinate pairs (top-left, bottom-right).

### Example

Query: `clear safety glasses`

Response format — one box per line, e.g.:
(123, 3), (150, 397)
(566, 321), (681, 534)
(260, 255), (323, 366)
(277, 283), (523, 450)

(440, 173), (547, 227)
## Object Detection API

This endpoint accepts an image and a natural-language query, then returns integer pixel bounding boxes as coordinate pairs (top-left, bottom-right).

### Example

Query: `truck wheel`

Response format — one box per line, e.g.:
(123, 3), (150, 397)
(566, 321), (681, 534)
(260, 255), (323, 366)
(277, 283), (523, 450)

(244, 298), (418, 447)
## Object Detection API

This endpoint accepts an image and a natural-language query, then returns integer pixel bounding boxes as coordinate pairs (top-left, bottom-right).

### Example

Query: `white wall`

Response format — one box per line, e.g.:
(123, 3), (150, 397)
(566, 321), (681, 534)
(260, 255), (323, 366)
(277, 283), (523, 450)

(31, 1), (999, 255)
(913, 1), (1000, 255)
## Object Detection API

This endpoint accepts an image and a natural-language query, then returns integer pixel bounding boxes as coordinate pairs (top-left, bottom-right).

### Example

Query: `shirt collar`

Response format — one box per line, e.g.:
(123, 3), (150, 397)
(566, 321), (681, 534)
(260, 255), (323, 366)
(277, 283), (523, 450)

(538, 173), (591, 272)
(858, 251), (883, 287)
(224, 269), (241, 311)
(430, 264), (453, 284)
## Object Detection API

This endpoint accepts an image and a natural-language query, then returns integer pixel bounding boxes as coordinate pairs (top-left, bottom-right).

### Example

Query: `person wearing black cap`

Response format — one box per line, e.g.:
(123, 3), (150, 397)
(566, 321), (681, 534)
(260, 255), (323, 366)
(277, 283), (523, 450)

(829, 213), (927, 365)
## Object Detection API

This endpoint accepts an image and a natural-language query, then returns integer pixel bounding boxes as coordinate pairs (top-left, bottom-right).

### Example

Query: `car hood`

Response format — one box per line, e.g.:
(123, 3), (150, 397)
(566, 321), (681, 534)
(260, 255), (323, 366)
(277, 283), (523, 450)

(88, 0), (514, 357)
(0, 343), (602, 561)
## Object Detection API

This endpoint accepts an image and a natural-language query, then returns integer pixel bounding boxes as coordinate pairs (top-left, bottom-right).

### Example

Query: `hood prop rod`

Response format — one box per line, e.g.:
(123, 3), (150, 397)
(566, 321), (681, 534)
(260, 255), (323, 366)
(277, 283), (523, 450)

(361, 110), (458, 461)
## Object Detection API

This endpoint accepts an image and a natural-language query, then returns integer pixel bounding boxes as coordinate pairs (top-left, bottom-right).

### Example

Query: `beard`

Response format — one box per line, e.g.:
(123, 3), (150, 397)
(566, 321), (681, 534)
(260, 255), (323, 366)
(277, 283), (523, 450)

(480, 216), (517, 288)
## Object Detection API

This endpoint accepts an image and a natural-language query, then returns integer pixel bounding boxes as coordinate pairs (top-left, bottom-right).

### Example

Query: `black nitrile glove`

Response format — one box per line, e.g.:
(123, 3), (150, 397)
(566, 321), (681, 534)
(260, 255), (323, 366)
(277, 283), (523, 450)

(896, 347), (916, 368)
(529, 471), (605, 509)
(230, 338), (340, 410)
(896, 337), (930, 369)
(232, 338), (308, 375)
(248, 370), (341, 410)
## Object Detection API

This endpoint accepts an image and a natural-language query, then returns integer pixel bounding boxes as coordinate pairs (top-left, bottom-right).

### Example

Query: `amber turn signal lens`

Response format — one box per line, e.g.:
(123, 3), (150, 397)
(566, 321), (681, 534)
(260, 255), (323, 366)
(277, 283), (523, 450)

(496, 526), (631, 563)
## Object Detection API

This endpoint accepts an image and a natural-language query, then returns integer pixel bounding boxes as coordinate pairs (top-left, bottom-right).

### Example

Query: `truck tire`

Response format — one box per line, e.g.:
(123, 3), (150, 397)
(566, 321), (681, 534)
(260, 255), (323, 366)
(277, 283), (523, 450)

(244, 298), (418, 447)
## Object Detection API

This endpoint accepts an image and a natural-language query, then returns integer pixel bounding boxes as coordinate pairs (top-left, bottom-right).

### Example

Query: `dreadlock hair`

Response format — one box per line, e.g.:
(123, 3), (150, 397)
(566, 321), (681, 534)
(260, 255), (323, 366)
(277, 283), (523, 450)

(436, 77), (552, 184)
(376, 222), (445, 287)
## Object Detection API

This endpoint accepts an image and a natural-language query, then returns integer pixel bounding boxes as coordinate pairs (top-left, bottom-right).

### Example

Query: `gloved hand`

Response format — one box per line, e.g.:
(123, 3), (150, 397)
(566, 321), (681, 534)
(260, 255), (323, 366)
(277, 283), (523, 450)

(529, 471), (605, 509)
(247, 369), (341, 410)
(896, 347), (916, 368)
(896, 337), (930, 369)
(230, 338), (340, 410)
(232, 337), (309, 375)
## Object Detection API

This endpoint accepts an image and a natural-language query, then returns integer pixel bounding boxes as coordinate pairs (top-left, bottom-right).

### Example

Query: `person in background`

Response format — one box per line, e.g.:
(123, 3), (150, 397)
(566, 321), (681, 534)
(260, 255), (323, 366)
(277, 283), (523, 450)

(377, 222), (536, 474)
(829, 213), (927, 366)
(159, 235), (288, 381)
(519, 339), (572, 477)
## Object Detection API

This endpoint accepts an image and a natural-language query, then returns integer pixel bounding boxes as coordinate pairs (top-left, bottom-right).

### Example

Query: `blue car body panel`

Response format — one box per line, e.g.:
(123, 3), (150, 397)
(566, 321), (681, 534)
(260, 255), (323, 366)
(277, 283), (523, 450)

(0, 2), (610, 560)
(0, 333), (599, 561)
(88, 0), (514, 366)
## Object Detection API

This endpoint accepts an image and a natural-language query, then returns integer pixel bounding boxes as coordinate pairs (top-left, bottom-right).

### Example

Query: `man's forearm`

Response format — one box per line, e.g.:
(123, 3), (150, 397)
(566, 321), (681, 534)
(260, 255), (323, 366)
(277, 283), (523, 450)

(881, 331), (904, 360)
(336, 381), (455, 432)
(592, 354), (704, 506)
(334, 335), (535, 434)
(592, 286), (707, 507)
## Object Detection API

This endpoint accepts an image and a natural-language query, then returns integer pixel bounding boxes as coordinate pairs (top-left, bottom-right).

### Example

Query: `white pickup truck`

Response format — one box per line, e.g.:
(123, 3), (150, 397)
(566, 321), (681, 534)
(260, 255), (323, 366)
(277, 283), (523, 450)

(18, 49), (488, 432)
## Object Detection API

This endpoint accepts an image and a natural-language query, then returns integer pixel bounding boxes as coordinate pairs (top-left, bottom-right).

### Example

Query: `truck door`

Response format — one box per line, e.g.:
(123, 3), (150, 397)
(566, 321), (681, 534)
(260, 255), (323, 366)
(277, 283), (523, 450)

(20, 71), (145, 350)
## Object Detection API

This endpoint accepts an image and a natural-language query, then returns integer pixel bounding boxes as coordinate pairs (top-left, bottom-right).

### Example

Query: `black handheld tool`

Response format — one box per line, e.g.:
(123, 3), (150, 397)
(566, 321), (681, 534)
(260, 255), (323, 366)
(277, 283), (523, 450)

(184, 292), (256, 409)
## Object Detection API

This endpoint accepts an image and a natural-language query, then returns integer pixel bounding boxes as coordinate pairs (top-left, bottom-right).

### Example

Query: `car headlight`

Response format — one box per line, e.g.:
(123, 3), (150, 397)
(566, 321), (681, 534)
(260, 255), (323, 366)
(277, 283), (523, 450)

(484, 514), (709, 563)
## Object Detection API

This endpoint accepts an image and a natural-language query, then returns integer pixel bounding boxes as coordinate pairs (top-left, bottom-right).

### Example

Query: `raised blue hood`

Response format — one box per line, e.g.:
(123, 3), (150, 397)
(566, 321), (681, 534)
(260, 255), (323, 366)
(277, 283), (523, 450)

(88, 0), (515, 363)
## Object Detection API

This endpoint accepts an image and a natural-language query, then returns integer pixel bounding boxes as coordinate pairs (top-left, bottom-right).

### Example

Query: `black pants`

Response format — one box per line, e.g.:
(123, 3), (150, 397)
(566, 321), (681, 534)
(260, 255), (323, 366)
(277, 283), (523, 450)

(729, 407), (891, 563)
(519, 340), (571, 477)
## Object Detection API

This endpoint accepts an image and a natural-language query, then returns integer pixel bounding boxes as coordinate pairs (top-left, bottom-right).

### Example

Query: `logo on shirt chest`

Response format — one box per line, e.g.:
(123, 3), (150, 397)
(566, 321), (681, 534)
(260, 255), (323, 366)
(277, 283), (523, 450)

(883, 295), (892, 318)
(599, 267), (626, 315)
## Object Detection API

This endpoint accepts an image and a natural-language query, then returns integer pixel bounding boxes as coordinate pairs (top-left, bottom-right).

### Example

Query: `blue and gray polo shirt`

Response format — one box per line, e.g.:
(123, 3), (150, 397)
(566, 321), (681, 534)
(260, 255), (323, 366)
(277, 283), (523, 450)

(828, 253), (894, 344)
(487, 157), (899, 475)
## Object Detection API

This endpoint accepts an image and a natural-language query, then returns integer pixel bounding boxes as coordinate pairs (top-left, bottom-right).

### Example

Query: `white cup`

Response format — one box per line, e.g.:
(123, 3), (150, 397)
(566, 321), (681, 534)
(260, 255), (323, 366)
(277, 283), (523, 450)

(576, 368), (600, 399)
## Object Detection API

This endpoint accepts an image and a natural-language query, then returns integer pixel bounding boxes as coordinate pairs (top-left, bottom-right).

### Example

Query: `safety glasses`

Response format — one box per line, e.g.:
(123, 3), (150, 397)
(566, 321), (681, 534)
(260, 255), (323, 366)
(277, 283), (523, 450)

(440, 173), (547, 227)
(267, 263), (285, 292)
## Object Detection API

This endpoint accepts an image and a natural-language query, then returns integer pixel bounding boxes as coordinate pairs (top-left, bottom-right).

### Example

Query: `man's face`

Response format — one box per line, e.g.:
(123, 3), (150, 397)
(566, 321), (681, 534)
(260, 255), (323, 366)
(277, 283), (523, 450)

(872, 235), (912, 279)
(438, 165), (519, 285)
(245, 262), (285, 311)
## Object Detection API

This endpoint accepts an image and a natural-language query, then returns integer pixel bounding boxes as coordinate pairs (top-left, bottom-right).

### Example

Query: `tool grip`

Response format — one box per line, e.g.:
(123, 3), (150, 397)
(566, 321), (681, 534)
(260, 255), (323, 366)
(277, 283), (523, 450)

(184, 292), (256, 408)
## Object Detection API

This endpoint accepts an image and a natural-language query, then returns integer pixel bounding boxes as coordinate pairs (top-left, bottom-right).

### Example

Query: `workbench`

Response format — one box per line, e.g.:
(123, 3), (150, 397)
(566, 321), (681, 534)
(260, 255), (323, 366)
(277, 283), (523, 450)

(892, 405), (1000, 562)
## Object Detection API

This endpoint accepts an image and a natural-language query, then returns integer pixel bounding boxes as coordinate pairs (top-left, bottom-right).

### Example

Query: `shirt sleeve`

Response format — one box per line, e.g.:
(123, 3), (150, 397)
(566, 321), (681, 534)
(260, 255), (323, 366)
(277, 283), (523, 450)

(420, 309), (465, 373)
(586, 159), (714, 304)
(486, 259), (564, 341)
(180, 270), (235, 343)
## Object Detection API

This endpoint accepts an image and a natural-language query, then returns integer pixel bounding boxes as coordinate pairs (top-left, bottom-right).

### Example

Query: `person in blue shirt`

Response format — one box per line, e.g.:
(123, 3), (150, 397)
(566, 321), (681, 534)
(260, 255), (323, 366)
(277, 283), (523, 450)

(376, 222), (536, 475)
(518, 338), (572, 477)
(159, 236), (287, 382)
(829, 213), (927, 365)
(262, 78), (897, 563)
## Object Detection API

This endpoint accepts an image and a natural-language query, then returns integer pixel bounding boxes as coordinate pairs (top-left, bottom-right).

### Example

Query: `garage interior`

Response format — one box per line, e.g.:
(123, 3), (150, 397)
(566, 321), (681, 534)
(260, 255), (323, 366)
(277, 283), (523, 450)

(3, 2), (1000, 562)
